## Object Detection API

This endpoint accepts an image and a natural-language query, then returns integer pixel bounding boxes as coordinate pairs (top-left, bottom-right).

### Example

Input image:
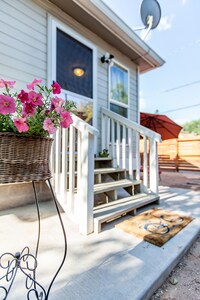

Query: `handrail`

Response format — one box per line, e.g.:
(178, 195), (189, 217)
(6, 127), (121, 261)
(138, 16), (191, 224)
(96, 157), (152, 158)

(102, 107), (161, 142)
(72, 114), (99, 136)
(52, 114), (98, 235)
(101, 107), (160, 194)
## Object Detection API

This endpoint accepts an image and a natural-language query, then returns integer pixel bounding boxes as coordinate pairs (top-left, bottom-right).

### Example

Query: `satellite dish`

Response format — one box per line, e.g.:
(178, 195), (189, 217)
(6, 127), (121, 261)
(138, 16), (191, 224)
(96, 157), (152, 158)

(138, 0), (161, 40)
(141, 0), (161, 29)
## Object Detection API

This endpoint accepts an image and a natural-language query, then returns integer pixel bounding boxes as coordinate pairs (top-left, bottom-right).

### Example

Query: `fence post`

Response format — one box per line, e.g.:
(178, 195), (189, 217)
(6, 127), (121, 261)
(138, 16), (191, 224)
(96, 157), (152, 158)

(175, 138), (179, 172)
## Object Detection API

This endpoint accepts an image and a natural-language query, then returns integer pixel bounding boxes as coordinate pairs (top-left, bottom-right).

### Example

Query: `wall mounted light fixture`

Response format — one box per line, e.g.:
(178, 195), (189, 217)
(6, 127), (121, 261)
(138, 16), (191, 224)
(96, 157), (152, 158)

(100, 52), (114, 64)
(73, 67), (85, 77)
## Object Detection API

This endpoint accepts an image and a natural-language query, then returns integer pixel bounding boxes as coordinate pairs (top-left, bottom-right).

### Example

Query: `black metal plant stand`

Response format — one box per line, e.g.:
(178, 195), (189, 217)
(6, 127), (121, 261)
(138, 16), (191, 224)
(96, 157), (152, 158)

(0, 179), (67, 300)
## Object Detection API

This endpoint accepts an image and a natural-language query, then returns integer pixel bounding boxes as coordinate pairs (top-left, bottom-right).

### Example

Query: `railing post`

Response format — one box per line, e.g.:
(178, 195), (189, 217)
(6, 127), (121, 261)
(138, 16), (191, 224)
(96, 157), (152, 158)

(55, 128), (61, 194)
(149, 139), (158, 194)
(79, 129), (94, 235)
(61, 128), (68, 199)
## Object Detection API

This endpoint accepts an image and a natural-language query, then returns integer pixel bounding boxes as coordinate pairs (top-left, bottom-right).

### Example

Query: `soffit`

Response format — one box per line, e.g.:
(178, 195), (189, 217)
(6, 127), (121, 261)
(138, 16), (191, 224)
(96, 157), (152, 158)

(48, 0), (165, 73)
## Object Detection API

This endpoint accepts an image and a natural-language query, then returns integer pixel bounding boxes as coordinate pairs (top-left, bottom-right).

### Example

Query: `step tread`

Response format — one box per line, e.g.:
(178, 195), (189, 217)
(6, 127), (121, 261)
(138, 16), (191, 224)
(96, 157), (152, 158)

(94, 179), (141, 194)
(94, 167), (126, 174)
(93, 193), (159, 221)
(95, 157), (112, 161)
(94, 192), (157, 211)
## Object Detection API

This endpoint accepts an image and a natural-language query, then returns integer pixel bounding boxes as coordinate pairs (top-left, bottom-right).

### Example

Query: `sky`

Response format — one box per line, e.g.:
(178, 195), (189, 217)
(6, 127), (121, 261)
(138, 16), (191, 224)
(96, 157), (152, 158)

(102, 0), (200, 125)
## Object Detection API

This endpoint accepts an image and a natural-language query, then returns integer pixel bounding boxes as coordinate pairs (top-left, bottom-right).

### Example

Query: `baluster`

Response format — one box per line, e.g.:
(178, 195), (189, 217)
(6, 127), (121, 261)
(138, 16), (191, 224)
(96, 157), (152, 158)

(149, 139), (158, 194)
(128, 128), (133, 180)
(116, 122), (120, 168)
(122, 125), (126, 169)
(143, 136), (148, 187)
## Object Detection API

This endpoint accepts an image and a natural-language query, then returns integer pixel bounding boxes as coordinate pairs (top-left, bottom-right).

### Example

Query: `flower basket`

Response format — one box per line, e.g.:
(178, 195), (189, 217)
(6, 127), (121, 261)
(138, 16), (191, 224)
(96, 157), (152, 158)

(0, 132), (53, 184)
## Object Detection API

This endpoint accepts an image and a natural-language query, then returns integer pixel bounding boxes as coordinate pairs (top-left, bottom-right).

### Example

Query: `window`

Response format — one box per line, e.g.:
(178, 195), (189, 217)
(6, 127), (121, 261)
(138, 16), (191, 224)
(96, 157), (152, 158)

(109, 62), (129, 142)
(110, 103), (127, 118)
(56, 29), (93, 99)
(109, 62), (129, 117)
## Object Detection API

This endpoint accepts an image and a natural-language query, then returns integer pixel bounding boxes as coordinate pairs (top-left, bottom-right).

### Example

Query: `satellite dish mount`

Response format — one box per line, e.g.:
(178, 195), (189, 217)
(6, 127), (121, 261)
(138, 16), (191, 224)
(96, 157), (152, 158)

(135, 0), (161, 40)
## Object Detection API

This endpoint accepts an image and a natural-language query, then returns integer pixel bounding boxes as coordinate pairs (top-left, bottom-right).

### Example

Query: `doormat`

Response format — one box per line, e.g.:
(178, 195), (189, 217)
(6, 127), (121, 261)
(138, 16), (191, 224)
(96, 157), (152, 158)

(115, 208), (193, 247)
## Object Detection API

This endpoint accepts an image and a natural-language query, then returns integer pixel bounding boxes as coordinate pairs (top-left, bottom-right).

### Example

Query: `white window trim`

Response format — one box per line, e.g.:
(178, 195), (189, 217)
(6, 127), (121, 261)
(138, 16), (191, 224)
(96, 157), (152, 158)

(108, 59), (130, 119)
(47, 14), (98, 129)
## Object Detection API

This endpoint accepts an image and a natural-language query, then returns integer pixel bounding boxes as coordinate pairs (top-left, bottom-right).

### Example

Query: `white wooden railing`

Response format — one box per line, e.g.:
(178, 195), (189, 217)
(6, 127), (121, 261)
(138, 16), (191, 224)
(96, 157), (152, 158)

(51, 114), (98, 235)
(51, 109), (161, 235)
(101, 108), (161, 194)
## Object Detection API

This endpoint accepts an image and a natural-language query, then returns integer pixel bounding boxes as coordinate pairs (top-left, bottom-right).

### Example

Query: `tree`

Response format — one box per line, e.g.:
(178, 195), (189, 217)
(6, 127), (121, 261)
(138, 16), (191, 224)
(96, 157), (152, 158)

(111, 83), (128, 104)
(182, 119), (200, 135)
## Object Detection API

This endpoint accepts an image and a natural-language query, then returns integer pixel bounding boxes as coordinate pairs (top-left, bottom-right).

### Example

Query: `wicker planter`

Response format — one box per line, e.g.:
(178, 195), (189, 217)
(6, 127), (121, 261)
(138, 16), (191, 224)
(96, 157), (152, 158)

(0, 132), (53, 184)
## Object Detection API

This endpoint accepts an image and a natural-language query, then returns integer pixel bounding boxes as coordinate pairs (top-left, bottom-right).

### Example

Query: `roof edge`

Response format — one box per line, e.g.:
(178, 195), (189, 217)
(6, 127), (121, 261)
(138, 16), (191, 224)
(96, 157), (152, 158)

(89, 0), (165, 71)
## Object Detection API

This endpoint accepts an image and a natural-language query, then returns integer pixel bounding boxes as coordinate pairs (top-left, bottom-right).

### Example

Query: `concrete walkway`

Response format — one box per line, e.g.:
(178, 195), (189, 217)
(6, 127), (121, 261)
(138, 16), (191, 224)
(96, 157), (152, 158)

(0, 186), (199, 300)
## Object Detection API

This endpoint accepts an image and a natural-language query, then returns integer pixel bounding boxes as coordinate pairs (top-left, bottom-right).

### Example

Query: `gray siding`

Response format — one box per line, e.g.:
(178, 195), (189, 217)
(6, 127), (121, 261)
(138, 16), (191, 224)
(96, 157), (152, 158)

(0, 0), (138, 154)
(0, 0), (47, 90)
(96, 49), (138, 151)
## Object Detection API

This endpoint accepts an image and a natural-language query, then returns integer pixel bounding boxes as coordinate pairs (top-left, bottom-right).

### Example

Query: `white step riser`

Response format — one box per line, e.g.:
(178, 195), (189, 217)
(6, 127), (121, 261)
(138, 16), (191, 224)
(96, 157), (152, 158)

(94, 194), (159, 233)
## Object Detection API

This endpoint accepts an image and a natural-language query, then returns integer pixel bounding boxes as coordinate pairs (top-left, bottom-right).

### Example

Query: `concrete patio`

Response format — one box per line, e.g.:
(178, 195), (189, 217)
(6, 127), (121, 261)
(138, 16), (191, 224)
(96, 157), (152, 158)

(0, 185), (199, 300)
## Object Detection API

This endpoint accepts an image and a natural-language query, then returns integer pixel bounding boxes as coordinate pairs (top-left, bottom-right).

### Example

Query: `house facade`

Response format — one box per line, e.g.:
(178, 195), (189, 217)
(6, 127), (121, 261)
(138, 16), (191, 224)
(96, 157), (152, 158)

(0, 0), (164, 234)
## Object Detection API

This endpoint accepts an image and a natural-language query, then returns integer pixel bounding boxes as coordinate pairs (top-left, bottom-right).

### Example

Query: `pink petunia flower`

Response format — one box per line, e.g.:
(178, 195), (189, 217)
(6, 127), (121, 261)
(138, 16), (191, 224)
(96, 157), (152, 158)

(51, 96), (64, 113)
(14, 118), (29, 133)
(22, 103), (36, 117)
(51, 82), (61, 94)
(60, 111), (73, 128)
(28, 91), (43, 106)
(0, 95), (16, 114)
(18, 90), (29, 103)
(0, 79), (16, 89)
(43, 118), (57, 134)
(26, 78), (43, 90)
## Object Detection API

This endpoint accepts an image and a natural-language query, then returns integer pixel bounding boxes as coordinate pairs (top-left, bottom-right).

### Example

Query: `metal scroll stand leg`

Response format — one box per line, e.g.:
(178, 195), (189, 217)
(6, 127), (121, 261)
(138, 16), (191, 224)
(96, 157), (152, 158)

(0, 180), (67, 300)
(32, 179), (68, 299)
(45, 179), (67, 298)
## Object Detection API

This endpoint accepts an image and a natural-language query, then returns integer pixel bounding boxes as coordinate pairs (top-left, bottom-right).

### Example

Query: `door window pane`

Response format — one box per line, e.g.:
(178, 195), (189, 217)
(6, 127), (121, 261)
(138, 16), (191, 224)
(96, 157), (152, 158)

(56, 29), (93, 98)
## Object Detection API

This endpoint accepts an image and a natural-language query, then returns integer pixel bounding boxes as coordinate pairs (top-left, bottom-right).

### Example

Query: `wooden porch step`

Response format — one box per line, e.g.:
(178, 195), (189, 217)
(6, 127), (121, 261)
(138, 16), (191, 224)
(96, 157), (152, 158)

(67, 167), (126, 176)
(94, 167), (126, 175)
(93, 193), (159, 233)
(95, 157), (112, 161)
(94, 179), (141, 194)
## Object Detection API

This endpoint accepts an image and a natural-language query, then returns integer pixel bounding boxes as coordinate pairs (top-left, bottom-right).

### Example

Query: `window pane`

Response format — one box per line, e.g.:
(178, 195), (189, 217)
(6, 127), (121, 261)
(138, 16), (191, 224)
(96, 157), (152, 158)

(56, 29), (93, 98)
(66, 94), (93, 125)
(110, 103), (128, 143)
(110, 103), (127, 118)
(110, 63), (128, 105)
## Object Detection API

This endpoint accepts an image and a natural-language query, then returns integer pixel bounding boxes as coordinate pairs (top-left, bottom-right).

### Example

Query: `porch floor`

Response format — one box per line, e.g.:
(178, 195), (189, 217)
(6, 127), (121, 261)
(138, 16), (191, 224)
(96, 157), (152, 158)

(0, 186), (200, 300)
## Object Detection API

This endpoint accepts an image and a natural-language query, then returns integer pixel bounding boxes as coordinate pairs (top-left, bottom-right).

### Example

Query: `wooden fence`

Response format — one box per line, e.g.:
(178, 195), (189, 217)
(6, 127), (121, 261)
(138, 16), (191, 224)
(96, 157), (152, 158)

(140, 136), (200, 172)
(158, 137), (200, 171)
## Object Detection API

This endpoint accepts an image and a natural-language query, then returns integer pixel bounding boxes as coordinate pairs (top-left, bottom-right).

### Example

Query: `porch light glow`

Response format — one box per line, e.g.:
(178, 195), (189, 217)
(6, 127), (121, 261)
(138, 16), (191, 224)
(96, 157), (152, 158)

(73, 67), (85, 77)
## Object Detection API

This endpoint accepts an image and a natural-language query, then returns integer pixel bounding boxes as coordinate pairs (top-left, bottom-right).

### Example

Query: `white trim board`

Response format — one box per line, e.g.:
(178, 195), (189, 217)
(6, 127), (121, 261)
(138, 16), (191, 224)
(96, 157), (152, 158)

(47, 15), (98, 132)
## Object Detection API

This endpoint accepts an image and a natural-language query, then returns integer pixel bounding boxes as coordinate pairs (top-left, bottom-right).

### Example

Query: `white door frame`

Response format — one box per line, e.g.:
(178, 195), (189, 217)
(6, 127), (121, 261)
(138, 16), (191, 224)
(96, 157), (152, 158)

(47, 15), (98, 133)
